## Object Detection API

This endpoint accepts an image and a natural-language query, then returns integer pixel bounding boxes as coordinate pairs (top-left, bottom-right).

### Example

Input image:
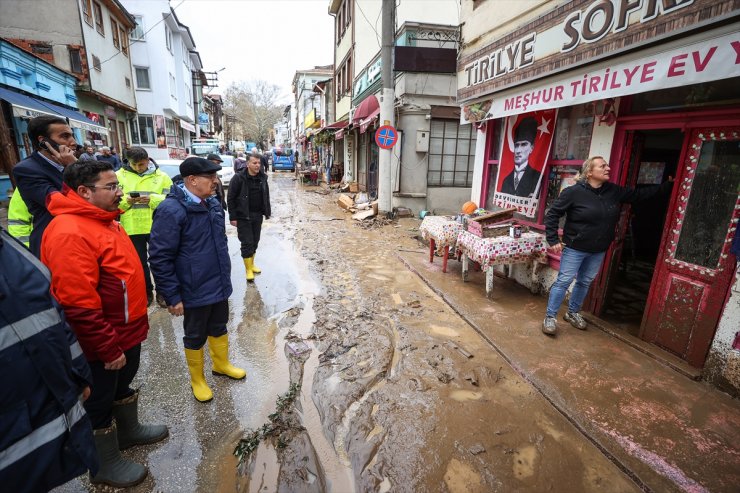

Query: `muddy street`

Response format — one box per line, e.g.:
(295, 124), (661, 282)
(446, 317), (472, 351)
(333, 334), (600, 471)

(55, 172), (643, 493)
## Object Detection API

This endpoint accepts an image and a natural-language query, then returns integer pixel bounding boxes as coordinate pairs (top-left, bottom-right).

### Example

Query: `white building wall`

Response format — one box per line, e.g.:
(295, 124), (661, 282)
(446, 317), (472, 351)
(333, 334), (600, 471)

(81, 2), (136, 109)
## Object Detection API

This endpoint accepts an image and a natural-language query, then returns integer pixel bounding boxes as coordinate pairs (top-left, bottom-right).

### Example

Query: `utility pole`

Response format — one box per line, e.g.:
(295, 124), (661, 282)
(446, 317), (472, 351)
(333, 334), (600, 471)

(379, 0), (395, 214)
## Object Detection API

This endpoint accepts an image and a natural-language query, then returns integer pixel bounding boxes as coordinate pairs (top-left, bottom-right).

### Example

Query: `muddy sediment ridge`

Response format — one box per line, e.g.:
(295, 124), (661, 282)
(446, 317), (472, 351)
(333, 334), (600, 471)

(236, 182), (639, 493)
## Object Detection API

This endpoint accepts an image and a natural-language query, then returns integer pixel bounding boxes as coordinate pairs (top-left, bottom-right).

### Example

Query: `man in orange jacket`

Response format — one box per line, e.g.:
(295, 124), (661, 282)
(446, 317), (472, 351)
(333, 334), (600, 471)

(41, 161), (168, 488)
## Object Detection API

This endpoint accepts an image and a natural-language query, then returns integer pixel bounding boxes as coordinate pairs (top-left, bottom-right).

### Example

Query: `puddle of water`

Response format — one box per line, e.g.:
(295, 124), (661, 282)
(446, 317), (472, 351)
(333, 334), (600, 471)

(245, 442), (280, 493)
(449, 390), (484, 402)
(444, 458), (483, 492)
(429, 324), (460, 338)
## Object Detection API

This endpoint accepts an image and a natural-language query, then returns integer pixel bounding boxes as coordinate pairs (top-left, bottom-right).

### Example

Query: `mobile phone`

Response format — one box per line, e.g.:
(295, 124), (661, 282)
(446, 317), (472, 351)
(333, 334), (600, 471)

(40, 138), (61, 152)
(129, 192), (140, 198)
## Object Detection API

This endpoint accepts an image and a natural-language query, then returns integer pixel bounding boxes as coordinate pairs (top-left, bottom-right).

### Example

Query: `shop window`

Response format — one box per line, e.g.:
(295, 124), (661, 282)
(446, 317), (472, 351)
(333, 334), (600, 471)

(427, 119), (476, 188)
(550, 104), (594, 161)
(131, 15), (145, 40)
(483, 119), (503, 209)
(165, 118), (177, 147)
(134, 67), (150, 89)
(93, 2), (104, 35)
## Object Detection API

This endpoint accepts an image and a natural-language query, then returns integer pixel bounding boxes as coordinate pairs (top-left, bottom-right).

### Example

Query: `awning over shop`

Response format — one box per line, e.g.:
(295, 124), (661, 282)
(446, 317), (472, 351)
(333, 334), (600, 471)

(352, 95), (379, 123)
(359, 107), (380, 133)
(180, 120), (196, 133)
(0, 87), (108, 135)
(335, 127), (347, 140)
(323, 120), (349, 130)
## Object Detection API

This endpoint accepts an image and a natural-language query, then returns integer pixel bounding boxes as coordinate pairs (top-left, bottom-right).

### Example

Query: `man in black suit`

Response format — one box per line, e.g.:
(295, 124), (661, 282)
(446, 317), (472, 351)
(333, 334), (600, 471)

(501, 117), (541, 198)
(12, 115), (78, 256)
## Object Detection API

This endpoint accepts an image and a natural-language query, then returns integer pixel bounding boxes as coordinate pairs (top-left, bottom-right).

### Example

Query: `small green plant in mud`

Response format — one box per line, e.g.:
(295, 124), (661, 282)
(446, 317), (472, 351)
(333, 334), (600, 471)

(234, 383), (303, 465)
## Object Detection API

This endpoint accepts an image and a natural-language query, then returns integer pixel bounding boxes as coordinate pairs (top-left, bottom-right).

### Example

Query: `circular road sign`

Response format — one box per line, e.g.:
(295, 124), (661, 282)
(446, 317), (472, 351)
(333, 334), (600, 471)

(375, 125), (398, 149)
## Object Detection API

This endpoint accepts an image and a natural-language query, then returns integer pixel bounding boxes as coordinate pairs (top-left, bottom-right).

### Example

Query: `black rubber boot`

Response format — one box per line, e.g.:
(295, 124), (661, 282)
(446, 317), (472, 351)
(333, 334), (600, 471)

(112, 390), (169, 450)
(90, 423), (148, 487)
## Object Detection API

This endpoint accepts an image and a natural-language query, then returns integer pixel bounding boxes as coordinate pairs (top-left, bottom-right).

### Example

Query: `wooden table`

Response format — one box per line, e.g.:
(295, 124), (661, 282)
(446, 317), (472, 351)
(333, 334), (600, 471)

(456, 230), (548, 297)
(419, 215), (463, 273)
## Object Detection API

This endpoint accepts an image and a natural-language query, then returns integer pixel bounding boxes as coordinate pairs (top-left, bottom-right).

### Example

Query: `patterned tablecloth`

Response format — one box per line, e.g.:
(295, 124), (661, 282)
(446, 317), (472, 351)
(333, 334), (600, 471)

(456, 230), (547, 270)
(420, 216), (463, 253)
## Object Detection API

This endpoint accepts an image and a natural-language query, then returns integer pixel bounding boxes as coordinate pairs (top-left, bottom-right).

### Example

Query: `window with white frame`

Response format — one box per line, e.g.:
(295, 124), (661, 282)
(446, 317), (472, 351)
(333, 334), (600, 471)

(185, 83), (192, 107)
(130, 15), (144, 40)
(165, 25), (172, 52)
(169, 73), (176, 98)
(427, 119), (477, 187)
(134, 67), (150, 89)
(129, 115), (155, 145)
(165, 118), (178, 147)
(81, 0), (93, 25)
(111, 17), (120, 49)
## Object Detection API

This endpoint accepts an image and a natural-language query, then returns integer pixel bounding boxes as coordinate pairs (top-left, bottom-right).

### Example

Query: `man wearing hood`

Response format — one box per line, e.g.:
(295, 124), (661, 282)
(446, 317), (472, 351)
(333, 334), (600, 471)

(41, 161), (168, 487)
(149, 157), (245, 403)
(117, 147), (173, 306)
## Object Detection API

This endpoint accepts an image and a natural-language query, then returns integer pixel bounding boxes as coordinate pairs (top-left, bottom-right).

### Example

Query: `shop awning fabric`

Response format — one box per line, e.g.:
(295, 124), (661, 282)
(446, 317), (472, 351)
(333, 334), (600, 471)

(352, 95), (379, 123)
(0, 87), (108, 135)
(323, 120), (349, 130)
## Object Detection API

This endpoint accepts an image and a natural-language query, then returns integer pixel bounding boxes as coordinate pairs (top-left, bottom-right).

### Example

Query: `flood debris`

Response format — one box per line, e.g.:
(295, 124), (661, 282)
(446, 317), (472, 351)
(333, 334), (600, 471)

(469, 443), (487, 455)
(446, 341), (474, 359)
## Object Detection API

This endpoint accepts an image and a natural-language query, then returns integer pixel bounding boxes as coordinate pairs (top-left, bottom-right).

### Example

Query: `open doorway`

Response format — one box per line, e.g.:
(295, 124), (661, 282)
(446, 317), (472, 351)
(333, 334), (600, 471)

(601, 129), (681, 335)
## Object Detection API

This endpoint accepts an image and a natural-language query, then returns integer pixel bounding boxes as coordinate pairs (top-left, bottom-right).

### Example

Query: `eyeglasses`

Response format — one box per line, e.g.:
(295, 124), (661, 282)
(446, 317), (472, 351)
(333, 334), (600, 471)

(85, 183), (123, 191)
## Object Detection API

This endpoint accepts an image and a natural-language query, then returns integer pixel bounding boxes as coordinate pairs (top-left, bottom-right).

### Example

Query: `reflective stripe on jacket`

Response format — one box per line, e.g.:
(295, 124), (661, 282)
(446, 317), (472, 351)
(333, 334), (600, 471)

(7, 192), (32, 247)
(116, 167), (173, 236)
(0, 228), (98, 490)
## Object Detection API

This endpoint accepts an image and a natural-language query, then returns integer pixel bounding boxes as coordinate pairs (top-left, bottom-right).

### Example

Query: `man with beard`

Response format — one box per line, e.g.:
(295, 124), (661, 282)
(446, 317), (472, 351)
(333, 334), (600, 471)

(41, 161), (168, 487)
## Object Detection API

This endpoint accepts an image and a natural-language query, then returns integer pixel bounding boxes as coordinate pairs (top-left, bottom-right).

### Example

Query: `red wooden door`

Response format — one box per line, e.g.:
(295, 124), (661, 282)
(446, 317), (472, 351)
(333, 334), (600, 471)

(588, 131), (643, 315)
(641, 126), (740, 367)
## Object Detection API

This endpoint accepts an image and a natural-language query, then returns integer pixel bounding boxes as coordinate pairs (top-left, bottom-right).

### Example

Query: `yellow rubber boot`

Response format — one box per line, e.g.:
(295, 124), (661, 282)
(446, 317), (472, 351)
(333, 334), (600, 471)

(243, 257), (254, 282)
(208, 335), (246, 380)
(249, 255), (261, 274)
(184, 348), (213, 402)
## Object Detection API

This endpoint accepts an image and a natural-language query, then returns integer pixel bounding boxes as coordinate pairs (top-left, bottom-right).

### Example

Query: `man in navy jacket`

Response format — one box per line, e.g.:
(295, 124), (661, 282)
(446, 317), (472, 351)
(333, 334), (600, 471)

(0, 227), (98, 491)
(149, 157), (246, 403)
(12, 115), (78, 256)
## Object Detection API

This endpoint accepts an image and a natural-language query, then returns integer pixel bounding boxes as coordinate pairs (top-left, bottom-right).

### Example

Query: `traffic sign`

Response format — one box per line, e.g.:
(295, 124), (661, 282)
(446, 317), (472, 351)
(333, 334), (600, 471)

(375, 125), (398, 149)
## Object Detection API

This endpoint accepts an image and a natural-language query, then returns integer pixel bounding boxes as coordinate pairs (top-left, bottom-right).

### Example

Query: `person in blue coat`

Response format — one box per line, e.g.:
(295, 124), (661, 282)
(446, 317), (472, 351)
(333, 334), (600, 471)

(149, 157), (246, 403)
(0, 227), (98, 492)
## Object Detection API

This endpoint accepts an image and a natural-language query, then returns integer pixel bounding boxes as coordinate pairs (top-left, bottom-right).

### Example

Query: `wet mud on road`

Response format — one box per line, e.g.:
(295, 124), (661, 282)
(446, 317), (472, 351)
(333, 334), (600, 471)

(55, 172), (644, 492)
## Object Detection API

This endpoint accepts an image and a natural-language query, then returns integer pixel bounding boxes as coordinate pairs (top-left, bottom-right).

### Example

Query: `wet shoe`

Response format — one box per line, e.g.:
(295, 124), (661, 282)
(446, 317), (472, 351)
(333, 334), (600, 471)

(564, 311), (588, 330)
(542, 317), (558, 335)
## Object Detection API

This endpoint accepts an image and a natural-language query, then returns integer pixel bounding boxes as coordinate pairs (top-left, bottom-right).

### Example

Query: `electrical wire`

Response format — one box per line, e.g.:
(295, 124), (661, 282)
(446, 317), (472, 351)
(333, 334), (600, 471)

(98, 0), (186, 67)
(355, 1), (381, 48)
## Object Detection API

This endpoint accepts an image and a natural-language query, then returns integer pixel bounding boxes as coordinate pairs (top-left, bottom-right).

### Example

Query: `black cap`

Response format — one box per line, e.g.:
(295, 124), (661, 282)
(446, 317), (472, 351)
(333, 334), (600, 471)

(180, 157), (221, 177)
(206, 153), (223, 163)
(514, 117), (538, 145)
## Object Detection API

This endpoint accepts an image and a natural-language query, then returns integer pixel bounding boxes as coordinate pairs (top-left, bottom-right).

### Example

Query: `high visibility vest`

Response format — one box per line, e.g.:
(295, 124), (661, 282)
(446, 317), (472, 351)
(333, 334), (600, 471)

(8, 191), (33, 247)
(116, 168), (173, 235)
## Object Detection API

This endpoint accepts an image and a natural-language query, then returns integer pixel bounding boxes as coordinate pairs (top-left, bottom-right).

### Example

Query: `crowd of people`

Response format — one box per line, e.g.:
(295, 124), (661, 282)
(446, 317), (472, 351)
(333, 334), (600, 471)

(0, 115), (270, 490)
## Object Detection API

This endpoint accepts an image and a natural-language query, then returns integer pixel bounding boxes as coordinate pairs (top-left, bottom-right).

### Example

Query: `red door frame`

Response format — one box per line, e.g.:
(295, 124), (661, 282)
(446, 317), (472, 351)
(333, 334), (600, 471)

(590, 107), (740, 358)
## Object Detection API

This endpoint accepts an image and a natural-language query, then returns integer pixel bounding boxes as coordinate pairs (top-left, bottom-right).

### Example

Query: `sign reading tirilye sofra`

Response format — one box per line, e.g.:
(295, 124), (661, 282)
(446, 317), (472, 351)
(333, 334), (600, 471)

(461, 0), (701, 93)
(461, 32), (740, 123)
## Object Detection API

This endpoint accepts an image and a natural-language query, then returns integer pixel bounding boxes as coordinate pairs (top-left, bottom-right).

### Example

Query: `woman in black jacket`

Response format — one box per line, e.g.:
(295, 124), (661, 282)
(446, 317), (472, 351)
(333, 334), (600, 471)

(227, 153), (271, 281)
(542, 156), (672, 336)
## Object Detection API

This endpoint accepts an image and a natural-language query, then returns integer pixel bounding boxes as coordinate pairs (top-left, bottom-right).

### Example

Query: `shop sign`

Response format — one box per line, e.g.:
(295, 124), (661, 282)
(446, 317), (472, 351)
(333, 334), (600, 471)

(198, 112), (209, 124)
(180, 120), (196, 133)
(491, 109), (558, 218)
(354, 58), (382, 98)
(459, 0), (718, 99)
(304, 108), (317, 129)
(462, 32), (740, 123)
